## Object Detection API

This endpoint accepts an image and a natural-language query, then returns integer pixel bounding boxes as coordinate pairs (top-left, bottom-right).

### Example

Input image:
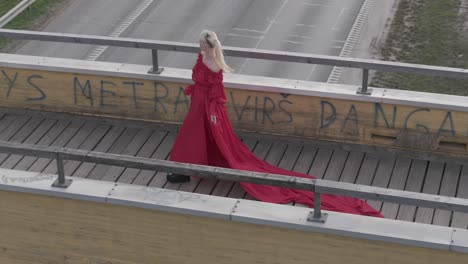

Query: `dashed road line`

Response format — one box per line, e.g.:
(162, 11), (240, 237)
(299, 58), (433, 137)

(227, 33), (263, 39)
(327, 0), (374, 84)
(84, 0), (154, 61)
(237, 0), (289, 73)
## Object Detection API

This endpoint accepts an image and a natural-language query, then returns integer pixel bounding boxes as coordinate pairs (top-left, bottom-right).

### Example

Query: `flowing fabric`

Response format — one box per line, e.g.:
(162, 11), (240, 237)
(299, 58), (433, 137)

(170, 53), (383, 217)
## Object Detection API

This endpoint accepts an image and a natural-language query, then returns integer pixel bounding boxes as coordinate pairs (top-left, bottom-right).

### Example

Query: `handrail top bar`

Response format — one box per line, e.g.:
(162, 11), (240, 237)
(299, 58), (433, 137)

(1, 29), (468, 79)
(0, 140), (467, 214)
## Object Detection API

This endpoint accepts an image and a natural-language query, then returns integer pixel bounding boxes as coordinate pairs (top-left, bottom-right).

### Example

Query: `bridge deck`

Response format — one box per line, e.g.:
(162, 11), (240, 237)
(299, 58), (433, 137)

(0, 109), (467, 229)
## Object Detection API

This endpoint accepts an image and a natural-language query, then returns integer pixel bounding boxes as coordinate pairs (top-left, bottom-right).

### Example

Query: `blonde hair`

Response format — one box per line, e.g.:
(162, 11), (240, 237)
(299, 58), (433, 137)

(200, 30), (233, 73)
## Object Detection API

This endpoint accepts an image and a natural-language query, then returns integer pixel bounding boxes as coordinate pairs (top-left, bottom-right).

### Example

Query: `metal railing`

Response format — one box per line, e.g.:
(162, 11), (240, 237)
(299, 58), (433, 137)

(2, 29), (468, 95)
(0, 140), (467, 223)
(0, 0), (37, 28)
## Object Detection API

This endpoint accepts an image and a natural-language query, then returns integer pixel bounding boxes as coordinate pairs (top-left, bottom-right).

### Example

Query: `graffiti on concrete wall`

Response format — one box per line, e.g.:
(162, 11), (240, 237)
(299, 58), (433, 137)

(0, 69), (462, 138)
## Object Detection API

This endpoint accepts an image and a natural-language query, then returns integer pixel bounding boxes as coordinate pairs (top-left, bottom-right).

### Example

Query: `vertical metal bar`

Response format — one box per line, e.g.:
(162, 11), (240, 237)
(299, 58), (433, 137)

(148, 49), (164, 74)
(362, 68), (369, 92)
(52, 152), (72, 188)
(307, 191), (328, 223)
(56, 153), (65, 184)
(313, 191), (322, 219)
(357, 68), (372, 95)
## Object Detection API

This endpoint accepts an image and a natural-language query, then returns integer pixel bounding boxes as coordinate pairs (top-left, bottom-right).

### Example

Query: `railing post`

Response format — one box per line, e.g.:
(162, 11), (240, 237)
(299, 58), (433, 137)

(307, 191), (328, 223)
(357, 68), (372, 95)
(51, 152), (72, 188)
(148, 49), (164, 74)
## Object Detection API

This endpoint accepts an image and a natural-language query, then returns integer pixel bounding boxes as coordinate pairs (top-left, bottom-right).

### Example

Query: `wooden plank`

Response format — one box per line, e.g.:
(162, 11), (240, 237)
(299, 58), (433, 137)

(380, 157), (412, 219)
(0, 117), (43, 164)
(264, 142), (289, 167)
(0, 115), (30, 141)
(433, 163), (461, 227)
(367, 156), (396, 211)
(69, 126), (126, 177)
(1, 119), (56, 169)
(339, 151), (365, 183)
(0, 114), (16, 134)
(243, 141), (289, 200)
(193, 139), (279, 197)
(134, 131), (175, 187)
(276, 142), (306, 206)
(212, 138), (257, 198)
(0, 116), (27, 139)
(55, 125), (112, 175)
(14, 119), (76, 171)
(187, 139), (274, 197)
(7, 117), (43, 143)
(414, 161), (444, 225)
(396, 160), (428, 222)
(308, 148), (333, 179)
(323, 150), (349, 182)
(143, 131), (179, 189)
(290, 145), (318, 208)
(88, 128), (152, 181)
(452, 165), (468, 229)
(227, 138), (267, 199)
(292, 145), (317, 175)
(5, 139), (468, 214)
(34, 122), (100, 174)
(316, 178), (468, 214)
(181, 137), (259, 196)
(76, 127), (139, 179)
(109, 130), (167, 184)
(354, 155), (379, 186)
(4, 139), (468, 214)
(278, 143), (303, 171)
(243, 139), (278, 200)
(348, 155), (380, 212)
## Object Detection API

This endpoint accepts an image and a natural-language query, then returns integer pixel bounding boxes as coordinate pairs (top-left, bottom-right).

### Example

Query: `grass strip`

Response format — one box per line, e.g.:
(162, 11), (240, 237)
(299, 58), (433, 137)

(0, 0), (23, 17)
(1, 0), (64, 49)
(372, 0), (468, 95)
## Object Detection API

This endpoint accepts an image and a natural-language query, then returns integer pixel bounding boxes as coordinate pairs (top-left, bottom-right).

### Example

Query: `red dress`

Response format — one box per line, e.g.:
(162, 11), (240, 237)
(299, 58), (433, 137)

(170, 53), (383, 217)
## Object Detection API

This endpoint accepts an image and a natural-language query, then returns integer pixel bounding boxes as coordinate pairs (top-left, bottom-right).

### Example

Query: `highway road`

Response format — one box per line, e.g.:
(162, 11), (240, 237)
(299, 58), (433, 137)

(15, 0), (378, 82)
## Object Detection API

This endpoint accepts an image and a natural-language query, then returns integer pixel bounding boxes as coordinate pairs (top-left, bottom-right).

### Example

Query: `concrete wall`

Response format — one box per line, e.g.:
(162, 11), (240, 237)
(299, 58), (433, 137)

(0, 168), (467, 263)
(1, 54), (468, 157)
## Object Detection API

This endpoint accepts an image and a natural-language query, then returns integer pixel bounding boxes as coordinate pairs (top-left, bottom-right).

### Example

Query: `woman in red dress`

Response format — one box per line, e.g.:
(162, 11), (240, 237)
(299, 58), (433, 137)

(168, 30), (383, 217)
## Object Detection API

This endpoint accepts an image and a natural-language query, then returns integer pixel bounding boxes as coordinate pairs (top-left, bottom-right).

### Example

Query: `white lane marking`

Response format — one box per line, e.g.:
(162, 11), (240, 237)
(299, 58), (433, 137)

(288, 34), (315, 40)
(227, 33), (263, 39)
(233, 28), (266, 34)
(332, 8), (349, 31)
(295, 23), (317, 28)
(302, 3), (336, 8)
(306, 64), (317, 80)
(327, 0), (374, 83)
(283, 40), (303, 44)
(84, 0), (154, 61)
(237, 0), (289, 73)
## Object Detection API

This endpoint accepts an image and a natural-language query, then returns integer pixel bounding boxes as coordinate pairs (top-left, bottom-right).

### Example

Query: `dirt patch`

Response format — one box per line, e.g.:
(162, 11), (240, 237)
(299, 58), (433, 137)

(371, 0), (468, 96)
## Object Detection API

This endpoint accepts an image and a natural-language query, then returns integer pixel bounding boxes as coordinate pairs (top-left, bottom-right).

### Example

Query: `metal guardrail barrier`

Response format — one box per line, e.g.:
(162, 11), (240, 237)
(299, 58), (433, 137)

(1, 140), (467, 223)
(2, 29), (468, 95)
(0, 0), (37, 28)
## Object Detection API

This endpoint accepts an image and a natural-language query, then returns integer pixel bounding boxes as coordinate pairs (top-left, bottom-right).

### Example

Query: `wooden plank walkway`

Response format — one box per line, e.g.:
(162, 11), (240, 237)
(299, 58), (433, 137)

(0, 109), (467, 229)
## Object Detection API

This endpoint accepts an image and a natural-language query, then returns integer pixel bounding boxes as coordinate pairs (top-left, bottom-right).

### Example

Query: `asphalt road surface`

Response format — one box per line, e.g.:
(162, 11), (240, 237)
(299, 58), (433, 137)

(16, 0), (368, 82)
